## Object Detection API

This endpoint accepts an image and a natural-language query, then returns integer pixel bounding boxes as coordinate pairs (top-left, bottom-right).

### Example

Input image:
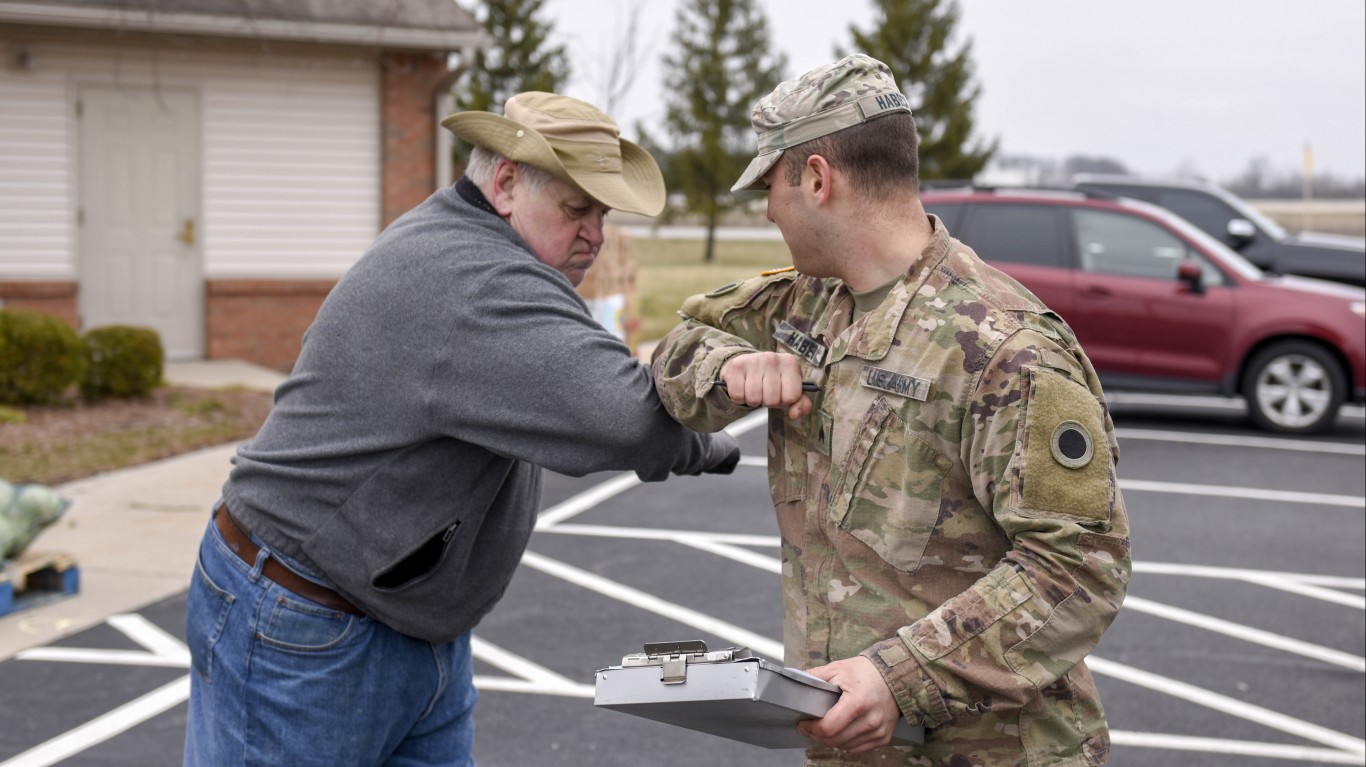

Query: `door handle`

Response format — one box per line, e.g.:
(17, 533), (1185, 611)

(178, 218), (195, 246)
(1079, 285), (1111, 299)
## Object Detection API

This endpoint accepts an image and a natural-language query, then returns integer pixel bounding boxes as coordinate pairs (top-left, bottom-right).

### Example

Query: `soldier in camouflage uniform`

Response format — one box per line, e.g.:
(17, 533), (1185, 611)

(650, 55), (1131, 766)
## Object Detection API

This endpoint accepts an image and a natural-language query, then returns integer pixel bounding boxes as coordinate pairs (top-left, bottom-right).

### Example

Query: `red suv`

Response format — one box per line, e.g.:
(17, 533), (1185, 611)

(921, 188), (1366, 434)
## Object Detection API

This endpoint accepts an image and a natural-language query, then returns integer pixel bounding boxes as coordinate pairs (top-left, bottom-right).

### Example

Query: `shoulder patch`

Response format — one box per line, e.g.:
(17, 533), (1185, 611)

(680, 270), (798, 328)
(1017, 366), (1113, 521)
(1050, 421), (1094, 468)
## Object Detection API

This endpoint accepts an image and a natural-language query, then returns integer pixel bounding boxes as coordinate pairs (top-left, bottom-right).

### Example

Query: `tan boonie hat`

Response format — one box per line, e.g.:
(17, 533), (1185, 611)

(442, 92), (666, 216)
(732, 54), (912, 193)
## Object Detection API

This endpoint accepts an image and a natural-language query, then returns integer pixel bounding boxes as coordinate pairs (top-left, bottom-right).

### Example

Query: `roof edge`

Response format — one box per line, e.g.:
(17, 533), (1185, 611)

(0, 1), (490, 52)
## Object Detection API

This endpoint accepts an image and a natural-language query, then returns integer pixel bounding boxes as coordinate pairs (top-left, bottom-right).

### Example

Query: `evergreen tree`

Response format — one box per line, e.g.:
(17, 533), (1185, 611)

(661, 0), (787, 261)
(453, 0), (570, 156)
(842, 0), (995, 181)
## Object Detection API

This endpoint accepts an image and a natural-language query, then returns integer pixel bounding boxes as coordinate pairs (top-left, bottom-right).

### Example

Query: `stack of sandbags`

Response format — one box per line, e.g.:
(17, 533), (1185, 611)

(0, 479), (72, 561)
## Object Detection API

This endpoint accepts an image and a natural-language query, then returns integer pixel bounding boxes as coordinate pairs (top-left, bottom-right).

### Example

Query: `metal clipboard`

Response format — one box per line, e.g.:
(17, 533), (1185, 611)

(593, 640), (925, 749)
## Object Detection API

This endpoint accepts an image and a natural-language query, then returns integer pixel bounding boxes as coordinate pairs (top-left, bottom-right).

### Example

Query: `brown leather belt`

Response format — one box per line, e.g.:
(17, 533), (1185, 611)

(214, 503), (364, 616)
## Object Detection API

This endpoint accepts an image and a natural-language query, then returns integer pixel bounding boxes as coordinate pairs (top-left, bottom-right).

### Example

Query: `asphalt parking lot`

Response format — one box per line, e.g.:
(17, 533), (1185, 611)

(0, 399), (1362, 767)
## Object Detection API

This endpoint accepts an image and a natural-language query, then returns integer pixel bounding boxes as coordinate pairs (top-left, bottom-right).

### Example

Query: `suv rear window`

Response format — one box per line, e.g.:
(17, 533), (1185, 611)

(1153, 189), (1241, 240)
(960, 204), (1065, 267)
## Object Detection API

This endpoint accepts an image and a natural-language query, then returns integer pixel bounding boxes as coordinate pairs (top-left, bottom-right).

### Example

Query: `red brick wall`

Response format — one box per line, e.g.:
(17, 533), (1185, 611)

(0, 281), (78, 328)
(205, 279), (336, 372)
(380, 51), (451, 228)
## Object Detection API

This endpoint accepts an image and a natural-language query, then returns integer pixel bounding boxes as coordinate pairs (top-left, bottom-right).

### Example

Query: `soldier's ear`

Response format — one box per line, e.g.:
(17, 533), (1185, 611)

(805, 155), (832, 205)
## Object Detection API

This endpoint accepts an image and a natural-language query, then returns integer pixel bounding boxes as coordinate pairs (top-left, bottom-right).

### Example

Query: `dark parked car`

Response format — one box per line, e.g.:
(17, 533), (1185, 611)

(923, 187), (1366, 434)
(1071, 174), (1366, 287)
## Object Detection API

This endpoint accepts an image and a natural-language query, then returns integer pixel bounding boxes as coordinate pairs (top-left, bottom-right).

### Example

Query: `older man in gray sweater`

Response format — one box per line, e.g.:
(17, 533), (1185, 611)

(183, 92), (740, 767)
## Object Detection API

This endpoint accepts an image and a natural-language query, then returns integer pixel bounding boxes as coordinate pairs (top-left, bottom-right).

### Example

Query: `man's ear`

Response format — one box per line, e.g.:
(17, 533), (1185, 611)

(489, 159), (517, 217)
(805, 155), (833, 206)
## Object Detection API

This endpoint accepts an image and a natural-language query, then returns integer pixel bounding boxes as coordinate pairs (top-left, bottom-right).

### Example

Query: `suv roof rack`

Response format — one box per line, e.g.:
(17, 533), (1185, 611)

(919, 179), (980, 191)
(919, 181), (1119, 201)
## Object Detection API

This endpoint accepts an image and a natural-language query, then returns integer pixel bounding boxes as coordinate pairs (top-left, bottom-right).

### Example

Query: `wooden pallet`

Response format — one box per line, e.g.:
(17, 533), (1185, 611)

(0, 551), (81, 617)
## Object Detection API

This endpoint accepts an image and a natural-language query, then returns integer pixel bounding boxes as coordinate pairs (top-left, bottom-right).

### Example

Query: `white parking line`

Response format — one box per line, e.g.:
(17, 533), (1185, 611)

(535, 411), (769, 530)
(470, 636), (594, 698)
(1134, 562), (1365, 589)
(1119, 479), (1364, 508)
(0, 676), (190, 767)
(5, 616), (194, 767)
(1109, 731), (1366, 764)
(518, 550), (784, 661)
(1122, 596), (1365, 672)
(1135, 562), (1365, 610)
(1116, 427), (1366, 455)
(535, 472), (641, 529)
(1087, 656), (1366, 757)
(13, 647), (190, 668)
(542, 523), (780, 547)
(17, 613), (192, 668)
(673, 535), (783, 573)
(1239, 578), (1366, 609)
(1105, 392), (1366, 421)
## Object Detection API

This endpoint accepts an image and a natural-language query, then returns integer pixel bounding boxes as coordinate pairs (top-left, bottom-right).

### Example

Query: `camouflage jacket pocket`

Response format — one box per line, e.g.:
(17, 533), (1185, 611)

(830, 397), (952, 573)
(768, 410), (808, 504)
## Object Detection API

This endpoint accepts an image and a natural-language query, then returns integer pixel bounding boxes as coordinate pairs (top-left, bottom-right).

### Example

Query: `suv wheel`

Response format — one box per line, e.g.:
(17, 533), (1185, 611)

(1241, 340), (1346, 434)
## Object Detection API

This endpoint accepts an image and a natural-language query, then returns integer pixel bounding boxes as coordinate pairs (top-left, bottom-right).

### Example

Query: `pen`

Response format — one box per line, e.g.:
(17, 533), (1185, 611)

(713, 380), (821, 393)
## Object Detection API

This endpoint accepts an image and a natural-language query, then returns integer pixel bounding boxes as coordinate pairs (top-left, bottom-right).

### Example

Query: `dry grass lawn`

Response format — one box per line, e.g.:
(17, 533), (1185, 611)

(0, 387), (273, 486)
(633, 237), (792, 342)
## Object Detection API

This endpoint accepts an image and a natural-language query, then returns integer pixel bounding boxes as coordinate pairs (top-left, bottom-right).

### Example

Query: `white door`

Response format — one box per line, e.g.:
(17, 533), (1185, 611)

(78, 86), (202, 358)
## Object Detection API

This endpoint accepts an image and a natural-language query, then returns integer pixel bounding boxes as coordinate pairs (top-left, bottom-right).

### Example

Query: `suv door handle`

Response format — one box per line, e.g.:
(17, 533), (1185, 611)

(1079, 285), (1112, 299)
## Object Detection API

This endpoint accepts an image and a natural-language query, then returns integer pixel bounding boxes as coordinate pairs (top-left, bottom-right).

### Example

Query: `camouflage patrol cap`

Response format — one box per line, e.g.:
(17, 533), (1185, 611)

(731, 54), (912, 193)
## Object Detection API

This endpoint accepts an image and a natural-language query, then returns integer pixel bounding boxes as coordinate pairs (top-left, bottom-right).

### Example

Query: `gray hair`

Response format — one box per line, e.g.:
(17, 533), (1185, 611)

(465, 146), (555, 194)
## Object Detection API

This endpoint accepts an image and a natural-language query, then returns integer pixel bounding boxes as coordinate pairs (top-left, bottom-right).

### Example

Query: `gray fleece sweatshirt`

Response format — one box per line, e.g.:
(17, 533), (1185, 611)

(223, 181), (728, 643)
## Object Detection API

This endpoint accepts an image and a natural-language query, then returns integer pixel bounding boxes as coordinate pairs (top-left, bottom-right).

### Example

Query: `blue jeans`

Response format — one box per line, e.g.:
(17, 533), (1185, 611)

(183, 511), (477, 766)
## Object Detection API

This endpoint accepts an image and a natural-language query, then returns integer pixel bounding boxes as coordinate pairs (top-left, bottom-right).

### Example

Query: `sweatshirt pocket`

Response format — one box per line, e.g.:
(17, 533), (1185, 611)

(304, 492), (475, 601)
(372, 519), (463, 590)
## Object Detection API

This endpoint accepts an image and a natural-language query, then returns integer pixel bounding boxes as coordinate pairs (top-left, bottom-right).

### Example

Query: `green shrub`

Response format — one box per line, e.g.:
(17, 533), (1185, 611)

(0, 309), (87, 405)
(81, 325), (164, 400)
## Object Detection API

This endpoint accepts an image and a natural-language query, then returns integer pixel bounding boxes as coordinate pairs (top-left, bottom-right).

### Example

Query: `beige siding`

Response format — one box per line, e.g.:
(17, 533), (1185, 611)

(0, 39), (380, 281)
(204, 74), (380, 276)
(0, 67), (73, 278)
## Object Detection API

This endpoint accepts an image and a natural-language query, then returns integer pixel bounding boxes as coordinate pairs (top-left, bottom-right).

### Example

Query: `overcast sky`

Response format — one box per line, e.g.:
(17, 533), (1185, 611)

(540, 0), (1366, 183)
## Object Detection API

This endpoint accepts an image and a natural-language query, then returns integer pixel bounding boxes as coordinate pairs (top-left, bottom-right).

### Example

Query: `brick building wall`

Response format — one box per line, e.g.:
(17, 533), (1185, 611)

(0, 282), (78, 328)
(380, 51), (451, 228)
(205, 279), (336, 371)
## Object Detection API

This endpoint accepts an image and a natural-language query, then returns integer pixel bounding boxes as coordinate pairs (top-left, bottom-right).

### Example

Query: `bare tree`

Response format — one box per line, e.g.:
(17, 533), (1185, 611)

(592, 1), (649, 116)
